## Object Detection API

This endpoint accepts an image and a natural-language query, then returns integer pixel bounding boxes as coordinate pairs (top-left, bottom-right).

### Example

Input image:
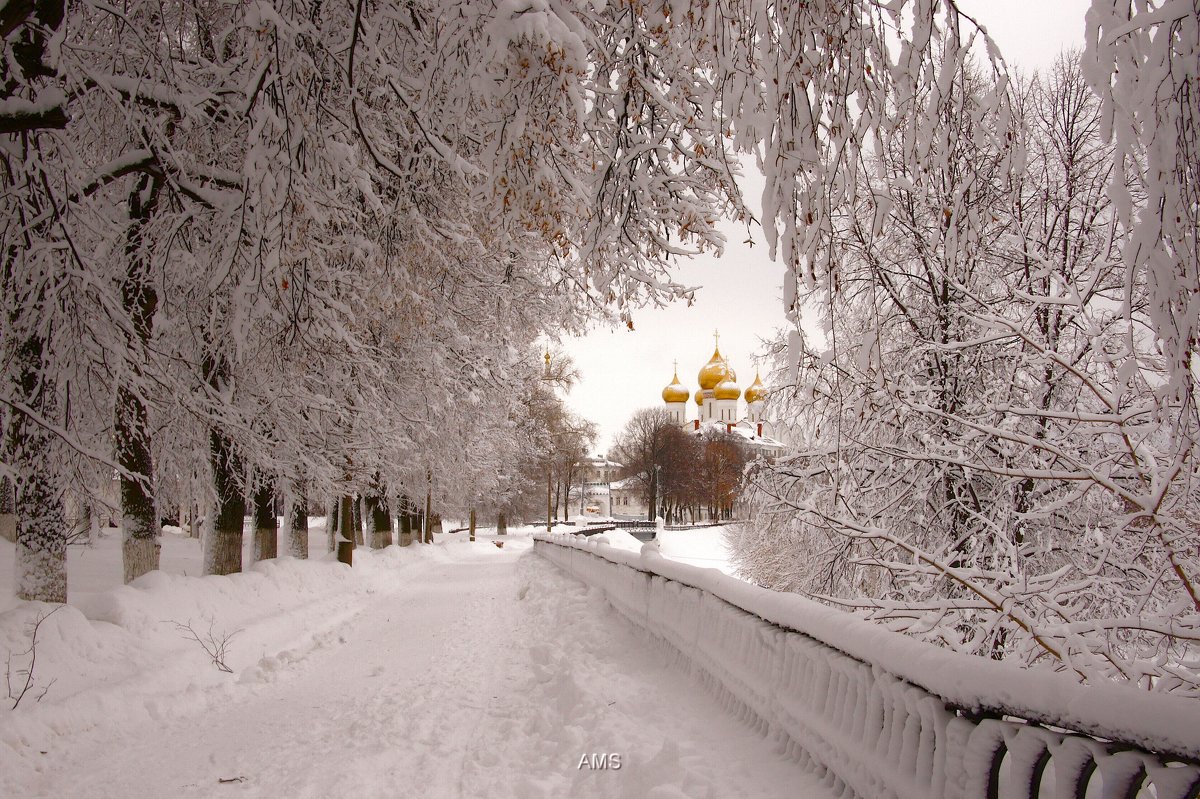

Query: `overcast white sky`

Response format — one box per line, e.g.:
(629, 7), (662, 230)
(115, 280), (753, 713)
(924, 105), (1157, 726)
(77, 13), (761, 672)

(561, 0), (1093, 453)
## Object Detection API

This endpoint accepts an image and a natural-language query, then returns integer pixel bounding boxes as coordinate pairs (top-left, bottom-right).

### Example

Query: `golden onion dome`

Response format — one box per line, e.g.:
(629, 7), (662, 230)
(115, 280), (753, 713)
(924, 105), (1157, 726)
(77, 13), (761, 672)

(745, 371), (766, 403)
(694, 389), (704, 406)
(714, 378), (741, 400)
(697, 347), (731, 390)
(662, 371), (689, 403)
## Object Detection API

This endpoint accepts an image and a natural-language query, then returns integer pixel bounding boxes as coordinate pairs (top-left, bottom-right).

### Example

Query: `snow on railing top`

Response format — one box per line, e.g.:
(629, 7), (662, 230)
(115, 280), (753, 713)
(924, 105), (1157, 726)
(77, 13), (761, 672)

(535, 531), (1200, 760)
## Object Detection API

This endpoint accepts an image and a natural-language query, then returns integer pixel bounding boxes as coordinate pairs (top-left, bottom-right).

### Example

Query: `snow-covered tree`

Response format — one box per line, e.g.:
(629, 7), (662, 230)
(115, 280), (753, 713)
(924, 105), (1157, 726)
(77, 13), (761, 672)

(738, 50), (1200, 692)
(7, 0), (1190, 633)
(1084, 0), (1199, 406)
(613, 407), (681, 522)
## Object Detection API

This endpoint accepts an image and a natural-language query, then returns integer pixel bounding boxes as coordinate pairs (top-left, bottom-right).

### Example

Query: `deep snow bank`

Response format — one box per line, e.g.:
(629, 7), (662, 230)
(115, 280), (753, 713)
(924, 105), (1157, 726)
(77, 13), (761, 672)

(0, 541), (453, 764)
(535, 532), (1200, 799)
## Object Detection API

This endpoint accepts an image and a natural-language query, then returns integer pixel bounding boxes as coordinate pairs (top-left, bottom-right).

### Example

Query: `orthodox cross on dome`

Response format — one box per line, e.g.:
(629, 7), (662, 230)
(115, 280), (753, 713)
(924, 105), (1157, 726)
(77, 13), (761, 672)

(713, 329), (720, 350)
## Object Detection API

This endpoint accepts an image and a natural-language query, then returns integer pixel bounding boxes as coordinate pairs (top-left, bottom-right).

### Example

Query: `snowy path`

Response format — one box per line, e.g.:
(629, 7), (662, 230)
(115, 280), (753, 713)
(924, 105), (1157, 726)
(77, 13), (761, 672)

(6, 540), (833, 798)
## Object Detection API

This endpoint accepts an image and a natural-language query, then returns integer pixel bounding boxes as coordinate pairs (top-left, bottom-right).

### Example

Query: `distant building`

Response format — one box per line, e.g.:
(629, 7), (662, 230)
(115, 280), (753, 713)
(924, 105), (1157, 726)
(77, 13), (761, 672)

(573, 455), (622, 516)
(661, 337), (785, 458)
(609, 477), (648, 518)
(567, 339), (784, 522)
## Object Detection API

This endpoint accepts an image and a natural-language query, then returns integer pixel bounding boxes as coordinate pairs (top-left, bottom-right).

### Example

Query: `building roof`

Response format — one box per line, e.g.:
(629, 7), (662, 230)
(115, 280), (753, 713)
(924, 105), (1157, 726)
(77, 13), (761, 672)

(609, 477), (644, 491)
(584, 455), (623, 468)
(693, 419), (785, 451)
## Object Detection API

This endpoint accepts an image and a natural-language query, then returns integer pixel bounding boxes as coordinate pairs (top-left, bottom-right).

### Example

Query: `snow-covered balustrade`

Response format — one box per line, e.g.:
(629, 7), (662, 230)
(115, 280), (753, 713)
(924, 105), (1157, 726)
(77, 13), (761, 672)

(533, 532), (1200, 799)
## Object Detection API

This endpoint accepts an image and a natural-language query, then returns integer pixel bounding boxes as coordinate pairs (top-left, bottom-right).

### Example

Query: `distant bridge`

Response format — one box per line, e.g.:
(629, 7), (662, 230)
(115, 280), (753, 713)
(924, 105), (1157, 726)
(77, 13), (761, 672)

(573, 519), (731, 542)
(573, 520), (658, 542)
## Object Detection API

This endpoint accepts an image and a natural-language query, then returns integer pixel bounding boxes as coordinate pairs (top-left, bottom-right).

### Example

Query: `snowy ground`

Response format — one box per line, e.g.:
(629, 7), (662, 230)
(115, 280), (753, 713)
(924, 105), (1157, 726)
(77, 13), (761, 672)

(599, 526), (738, 575)
(1, 525), (831, 798)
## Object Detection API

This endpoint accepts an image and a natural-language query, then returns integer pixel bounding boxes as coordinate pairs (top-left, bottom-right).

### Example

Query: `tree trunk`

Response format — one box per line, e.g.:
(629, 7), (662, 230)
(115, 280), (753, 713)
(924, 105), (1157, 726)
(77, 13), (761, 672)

(397, 495), (413, 547)
(0, 477), (16, 544)
(399, 512), (413, 547)
(204, 430), (244, 576)
(87, 501), (101, 546)
(187, 492), (200, 538)
(647, 470), (658, 523)
(469, 507), (476, 542)
(252, 481), (277, 562)
(117, 171), (163, 585)
(326, 497), (337, 553)
(11, 336), (68, 602)
(423, 486), (433, 544)
(367, 495), (391, 549)
(286, 488), (308, 559)
(496, 512), (507, 536)
(336, 494), (355, 566)
(350, 495), (362, 546)
(15, 472), (67, 603)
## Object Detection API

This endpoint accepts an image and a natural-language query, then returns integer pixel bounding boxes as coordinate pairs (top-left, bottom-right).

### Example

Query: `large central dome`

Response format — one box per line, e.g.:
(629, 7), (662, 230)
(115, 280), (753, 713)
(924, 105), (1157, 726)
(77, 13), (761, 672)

(697, 346), (732, 390)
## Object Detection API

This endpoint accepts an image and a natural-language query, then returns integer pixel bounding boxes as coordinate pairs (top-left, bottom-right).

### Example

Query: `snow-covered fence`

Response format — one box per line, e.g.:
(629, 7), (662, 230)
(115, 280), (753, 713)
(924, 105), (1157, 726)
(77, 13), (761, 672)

(534, 532), (1200, 799)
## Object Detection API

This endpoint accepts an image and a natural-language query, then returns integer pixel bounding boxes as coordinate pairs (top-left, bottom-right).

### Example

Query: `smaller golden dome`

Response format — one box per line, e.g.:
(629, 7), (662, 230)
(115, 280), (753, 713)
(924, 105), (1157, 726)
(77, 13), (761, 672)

(745, 371), (766, 403)
(694, 389), (704, 406)
(714, 378), (740, 400)
(662, 371), (689, 403)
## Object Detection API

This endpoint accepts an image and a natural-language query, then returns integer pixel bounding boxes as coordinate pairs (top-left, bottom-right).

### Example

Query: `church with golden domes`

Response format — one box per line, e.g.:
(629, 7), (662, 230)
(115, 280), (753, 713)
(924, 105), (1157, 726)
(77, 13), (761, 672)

(660, 334), (782, 455)
(585, 335), (783, 520)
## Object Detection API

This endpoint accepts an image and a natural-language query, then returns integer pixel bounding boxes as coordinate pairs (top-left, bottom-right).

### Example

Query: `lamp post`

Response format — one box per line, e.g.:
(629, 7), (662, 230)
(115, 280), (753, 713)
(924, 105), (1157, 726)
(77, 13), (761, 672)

(653, 463), (661, 523)
(540, 350), (589, 532)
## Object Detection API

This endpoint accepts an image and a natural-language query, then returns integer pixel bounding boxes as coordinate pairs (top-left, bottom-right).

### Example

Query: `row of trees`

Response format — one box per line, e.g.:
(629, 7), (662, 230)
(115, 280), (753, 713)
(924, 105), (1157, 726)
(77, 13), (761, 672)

(613, 408), (751, 523)
(737, 43), (1200, 694)
(4, 0), (744, 600)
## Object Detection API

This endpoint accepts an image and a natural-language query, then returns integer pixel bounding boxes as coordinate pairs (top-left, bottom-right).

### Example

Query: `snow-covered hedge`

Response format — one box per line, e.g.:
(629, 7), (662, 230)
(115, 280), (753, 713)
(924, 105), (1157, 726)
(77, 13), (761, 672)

(535, 533), (1200, 799)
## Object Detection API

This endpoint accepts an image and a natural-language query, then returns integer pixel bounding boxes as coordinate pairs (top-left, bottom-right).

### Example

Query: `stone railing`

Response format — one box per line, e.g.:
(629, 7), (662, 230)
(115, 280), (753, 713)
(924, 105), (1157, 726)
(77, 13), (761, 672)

(534, 532), (1200, 799)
